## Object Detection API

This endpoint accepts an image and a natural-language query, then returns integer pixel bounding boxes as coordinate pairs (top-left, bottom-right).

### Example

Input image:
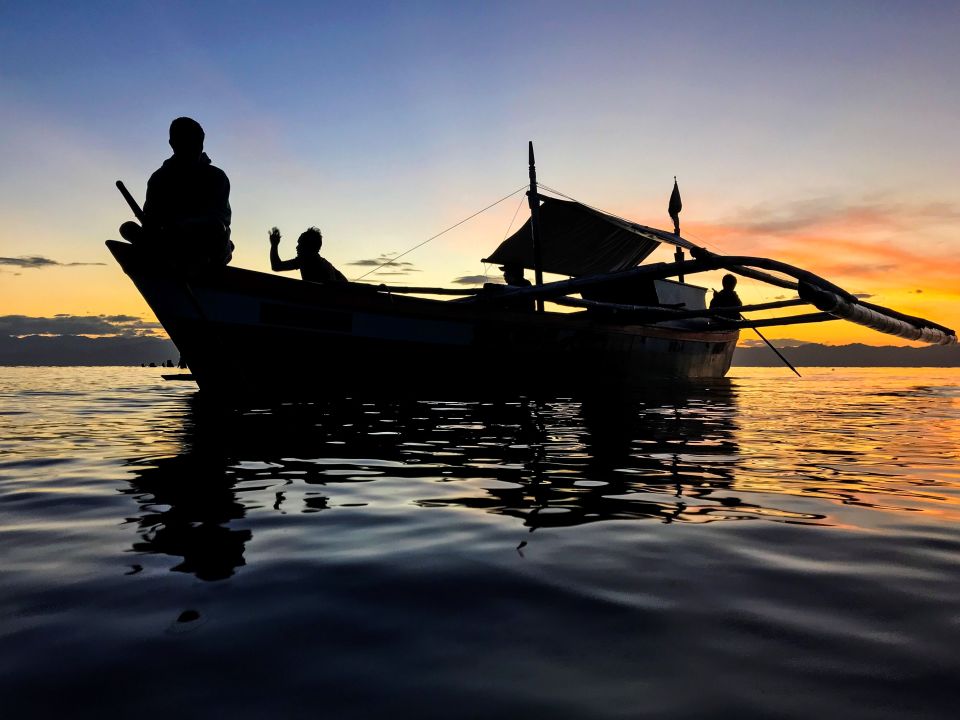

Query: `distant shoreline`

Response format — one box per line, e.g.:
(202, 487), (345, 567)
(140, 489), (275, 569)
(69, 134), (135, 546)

(0, 334), (178, 367)
(733, 343), (960, 368)
(1, 336), (957, 368)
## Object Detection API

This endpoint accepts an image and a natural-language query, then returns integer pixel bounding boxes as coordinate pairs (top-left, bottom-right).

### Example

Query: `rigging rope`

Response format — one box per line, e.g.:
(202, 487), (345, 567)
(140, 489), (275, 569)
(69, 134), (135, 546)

(353, 184), (528, 281)
(478, 191), (531, 283)
(502, 191), (527, 243)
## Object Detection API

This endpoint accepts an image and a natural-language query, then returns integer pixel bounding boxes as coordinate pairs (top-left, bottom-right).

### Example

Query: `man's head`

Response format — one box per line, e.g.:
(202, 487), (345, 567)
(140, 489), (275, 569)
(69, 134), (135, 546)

(169, 117), (205, 159)
(501, 263), (524, 284)
(722, 273), (737, 290)
(297, 227), (323, 256)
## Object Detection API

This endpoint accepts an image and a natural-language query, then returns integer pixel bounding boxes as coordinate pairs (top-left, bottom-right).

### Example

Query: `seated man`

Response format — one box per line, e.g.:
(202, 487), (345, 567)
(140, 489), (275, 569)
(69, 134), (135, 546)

(710, 273), (743, 320)
(269, 227), (347, 283)
(499, 263), (534, 312)
(120, 116), (233, 266)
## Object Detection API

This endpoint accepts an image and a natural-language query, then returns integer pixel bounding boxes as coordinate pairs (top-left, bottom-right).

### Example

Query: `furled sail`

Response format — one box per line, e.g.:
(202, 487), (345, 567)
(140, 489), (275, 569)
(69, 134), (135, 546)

(483, 198), (688, 277)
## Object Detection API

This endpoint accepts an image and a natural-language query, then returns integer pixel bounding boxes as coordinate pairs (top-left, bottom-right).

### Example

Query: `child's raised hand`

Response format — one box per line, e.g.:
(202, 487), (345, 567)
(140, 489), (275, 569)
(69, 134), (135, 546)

(269, 227), (281, 246)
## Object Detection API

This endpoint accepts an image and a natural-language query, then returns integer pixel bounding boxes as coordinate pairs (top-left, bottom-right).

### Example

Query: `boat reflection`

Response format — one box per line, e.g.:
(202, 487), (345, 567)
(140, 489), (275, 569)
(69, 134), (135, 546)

(417, 385), (754, 527)
(120, 383), (824, 581)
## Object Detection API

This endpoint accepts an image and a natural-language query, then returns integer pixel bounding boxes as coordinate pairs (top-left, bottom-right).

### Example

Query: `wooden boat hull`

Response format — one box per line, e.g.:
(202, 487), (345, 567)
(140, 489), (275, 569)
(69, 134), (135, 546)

(108, 241), (739, 398)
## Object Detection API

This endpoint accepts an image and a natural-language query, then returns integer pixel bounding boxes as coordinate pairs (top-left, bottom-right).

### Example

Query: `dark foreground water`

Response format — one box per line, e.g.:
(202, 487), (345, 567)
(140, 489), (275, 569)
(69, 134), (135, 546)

(1, 367), (959, 719)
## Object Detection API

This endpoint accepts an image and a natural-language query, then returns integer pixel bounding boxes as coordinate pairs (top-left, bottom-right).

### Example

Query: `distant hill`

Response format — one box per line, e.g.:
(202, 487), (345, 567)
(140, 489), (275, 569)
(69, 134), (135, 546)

(2, 333), (958, 368)
(734, 343), (960, 367)
(0, 334), (179, 366)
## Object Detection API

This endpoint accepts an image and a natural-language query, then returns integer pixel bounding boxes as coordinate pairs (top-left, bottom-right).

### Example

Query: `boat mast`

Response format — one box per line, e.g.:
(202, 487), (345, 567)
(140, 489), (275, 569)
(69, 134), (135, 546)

(528, 141), (545, 312)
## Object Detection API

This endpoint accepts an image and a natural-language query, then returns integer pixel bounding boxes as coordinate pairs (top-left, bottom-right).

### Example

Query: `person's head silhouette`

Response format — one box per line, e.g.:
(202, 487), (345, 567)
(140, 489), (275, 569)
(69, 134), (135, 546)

(501, 263), (525, 285)
(169, 117), (205, 160)
(722, 273), (737, 290)
(296, 227), (323, 257)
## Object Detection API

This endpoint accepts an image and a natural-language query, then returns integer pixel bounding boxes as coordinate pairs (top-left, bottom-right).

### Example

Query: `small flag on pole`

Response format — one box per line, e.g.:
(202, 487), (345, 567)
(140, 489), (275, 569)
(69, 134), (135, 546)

(668, 177), (682, 235)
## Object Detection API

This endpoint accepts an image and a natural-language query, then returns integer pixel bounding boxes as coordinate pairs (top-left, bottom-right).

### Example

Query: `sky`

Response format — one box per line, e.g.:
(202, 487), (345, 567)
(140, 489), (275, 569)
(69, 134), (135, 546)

(1, 0), (958, 346)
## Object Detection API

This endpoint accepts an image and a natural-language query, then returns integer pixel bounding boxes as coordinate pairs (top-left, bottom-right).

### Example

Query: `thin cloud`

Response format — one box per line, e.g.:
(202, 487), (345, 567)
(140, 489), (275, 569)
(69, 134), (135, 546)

(0, 315), (162, 337)
(771, 290), (872, 300)
(349, 259), (412, 267)
(739, 337), (807, 348)
(347, 254), (418, 270)
(720, 197), (960, 237)
(772, 235), (960, 287)
(0, 256), (105, 269)
(688, 201), (960, 298)
(453, 274), (496, 285)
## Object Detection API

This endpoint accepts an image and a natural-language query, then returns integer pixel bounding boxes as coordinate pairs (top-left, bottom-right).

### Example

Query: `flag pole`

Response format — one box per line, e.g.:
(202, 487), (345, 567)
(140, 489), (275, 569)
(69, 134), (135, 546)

(669, 177), (684, 282)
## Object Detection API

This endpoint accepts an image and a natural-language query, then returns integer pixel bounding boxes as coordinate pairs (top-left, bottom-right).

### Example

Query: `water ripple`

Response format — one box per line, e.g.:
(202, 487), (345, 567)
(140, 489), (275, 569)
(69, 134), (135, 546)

(1, 366), (960, 718)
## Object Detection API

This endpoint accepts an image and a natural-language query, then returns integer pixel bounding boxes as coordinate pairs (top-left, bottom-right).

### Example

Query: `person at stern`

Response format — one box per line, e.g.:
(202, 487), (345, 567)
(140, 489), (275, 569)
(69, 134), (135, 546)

(710, 274), (743, 320)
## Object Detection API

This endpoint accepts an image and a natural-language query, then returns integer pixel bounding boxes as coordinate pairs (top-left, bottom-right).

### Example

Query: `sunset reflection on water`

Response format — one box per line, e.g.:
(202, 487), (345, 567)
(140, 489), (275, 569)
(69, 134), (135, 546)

(1, 367), (959, 718)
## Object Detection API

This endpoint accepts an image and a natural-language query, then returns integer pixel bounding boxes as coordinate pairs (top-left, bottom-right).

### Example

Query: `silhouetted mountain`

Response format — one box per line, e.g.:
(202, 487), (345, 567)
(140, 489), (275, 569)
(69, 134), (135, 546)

(0, 334), (178, 366)
(734, 343), (960, 367)
(3, 333), (957, 368)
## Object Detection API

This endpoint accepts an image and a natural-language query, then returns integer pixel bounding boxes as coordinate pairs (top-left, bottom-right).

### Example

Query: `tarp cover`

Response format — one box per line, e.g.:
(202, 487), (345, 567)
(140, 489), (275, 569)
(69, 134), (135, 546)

(483, 198), (687, 277)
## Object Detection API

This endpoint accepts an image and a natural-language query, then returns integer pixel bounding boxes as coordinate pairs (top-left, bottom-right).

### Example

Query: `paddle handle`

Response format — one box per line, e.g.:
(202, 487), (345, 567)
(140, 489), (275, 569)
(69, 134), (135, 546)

(750, 324), (801, 377)
(116, 180), (145, 223)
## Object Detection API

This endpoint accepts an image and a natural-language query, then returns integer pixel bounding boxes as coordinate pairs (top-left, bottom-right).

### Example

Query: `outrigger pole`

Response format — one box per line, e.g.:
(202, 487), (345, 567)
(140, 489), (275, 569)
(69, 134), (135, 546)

(479, 249), (956, 345)
(528, 142), (545, 312)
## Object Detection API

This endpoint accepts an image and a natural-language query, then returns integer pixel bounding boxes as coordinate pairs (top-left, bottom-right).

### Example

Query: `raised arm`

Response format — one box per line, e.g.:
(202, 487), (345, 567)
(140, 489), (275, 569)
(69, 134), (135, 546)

(269, 227), (300, 272)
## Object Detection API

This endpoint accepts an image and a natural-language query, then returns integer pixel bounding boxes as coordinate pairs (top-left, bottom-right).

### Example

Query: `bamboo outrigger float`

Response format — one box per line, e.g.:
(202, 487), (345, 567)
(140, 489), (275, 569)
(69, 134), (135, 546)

(108, 144), (955, 400)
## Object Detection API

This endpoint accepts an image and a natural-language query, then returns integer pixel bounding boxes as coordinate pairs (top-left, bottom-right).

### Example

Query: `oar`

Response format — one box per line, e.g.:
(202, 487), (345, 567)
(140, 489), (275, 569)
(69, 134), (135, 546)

(746, 322), (801, 377)
(114, 179), (213, 370)
(116, 180), (145, 223)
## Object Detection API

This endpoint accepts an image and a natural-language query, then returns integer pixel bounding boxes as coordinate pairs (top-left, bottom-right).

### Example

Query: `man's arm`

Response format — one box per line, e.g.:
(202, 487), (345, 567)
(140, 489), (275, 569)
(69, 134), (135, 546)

(269, 228), (300, 272)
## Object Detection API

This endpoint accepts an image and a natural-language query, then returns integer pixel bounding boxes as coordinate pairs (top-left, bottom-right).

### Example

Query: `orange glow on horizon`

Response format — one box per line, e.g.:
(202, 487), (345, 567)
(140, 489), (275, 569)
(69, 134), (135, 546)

(3, 184), (957, 350)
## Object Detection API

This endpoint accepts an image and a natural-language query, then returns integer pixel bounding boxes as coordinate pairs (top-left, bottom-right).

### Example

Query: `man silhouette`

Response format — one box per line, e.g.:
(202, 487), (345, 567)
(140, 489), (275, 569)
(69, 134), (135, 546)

(120, 117), (233, 266)
(710, 274), (743, 320)
(268, 227), (347, 282)
(500, 263), (534, 311)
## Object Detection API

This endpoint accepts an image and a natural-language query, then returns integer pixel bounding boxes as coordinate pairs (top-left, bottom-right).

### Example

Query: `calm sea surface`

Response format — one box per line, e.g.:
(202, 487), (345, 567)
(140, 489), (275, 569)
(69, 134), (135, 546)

(1, 367), (959, 718)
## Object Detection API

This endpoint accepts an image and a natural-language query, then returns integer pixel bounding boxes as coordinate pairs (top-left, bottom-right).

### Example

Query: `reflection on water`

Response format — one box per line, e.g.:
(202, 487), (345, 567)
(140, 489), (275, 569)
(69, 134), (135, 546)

(3, 368), (960, 719)
(120, 383), (834, 581)
(124, 452), (251, 581)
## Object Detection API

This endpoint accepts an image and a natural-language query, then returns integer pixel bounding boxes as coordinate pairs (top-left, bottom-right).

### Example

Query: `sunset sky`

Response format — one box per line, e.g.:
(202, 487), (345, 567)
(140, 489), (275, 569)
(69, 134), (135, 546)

(2, 1), (958, 346)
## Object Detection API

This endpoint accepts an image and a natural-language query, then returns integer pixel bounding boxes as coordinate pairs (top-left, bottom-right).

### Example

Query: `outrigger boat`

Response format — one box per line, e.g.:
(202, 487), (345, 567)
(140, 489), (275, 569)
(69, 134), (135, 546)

(108, 144), (955, 399)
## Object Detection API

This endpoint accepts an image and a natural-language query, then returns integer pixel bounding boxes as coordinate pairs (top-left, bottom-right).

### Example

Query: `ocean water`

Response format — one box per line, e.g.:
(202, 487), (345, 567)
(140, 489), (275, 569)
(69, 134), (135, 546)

(1, 366), (959, 719)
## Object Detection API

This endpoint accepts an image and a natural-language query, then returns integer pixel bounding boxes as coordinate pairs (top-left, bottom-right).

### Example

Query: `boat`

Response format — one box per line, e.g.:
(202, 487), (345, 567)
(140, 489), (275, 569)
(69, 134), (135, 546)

(107, 144), (956, 399)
